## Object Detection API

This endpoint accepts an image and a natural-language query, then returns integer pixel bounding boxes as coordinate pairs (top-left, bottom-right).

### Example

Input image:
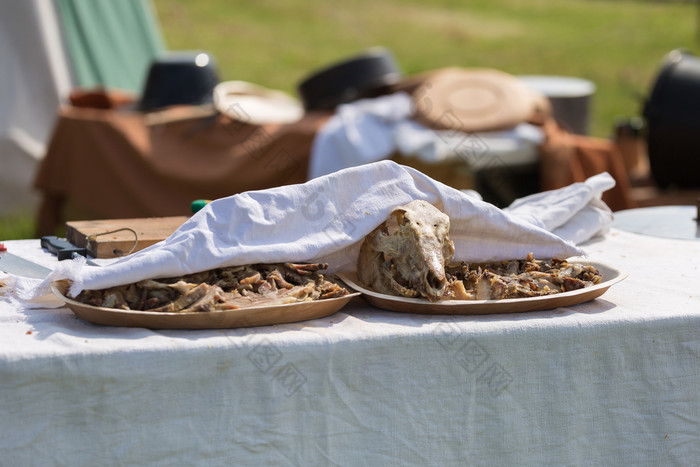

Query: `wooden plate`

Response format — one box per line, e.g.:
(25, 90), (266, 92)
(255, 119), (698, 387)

(337, 261), (626, 315)
(51, 281), (359, 329)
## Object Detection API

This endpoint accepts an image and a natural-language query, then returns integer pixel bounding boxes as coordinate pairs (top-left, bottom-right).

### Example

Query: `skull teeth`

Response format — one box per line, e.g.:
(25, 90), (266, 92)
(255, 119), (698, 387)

(382, 261), (420, 297)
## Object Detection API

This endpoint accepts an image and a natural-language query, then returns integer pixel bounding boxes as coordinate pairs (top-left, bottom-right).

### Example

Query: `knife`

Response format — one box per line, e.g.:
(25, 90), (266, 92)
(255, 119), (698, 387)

(40, 236), (101, 266)
(0, 250), (52, 279)
(41, 236), (87, 260)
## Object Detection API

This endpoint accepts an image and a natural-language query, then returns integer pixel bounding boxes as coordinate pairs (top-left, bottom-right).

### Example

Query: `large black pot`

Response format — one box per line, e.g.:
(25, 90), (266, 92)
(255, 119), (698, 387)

(297, 47), (402, 111)
(643, 49), (700, 188)
(139, 51), (220, 111)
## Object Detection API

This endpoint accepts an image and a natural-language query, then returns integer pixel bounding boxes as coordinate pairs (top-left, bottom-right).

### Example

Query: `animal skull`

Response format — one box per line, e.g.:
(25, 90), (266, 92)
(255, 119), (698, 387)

(357, 200), (455, 301)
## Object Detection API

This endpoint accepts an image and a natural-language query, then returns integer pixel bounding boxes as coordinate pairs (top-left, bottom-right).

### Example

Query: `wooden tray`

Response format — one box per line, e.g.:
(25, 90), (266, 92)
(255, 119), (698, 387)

(338, 260), (626, 315)
(51, 281), (359, 330)
(65, 216), (189, 258)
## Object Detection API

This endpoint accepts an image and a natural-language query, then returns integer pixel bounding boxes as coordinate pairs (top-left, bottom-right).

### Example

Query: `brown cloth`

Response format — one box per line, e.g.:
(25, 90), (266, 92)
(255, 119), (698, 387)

(68, 87), (137, 110)
(35, 84), (635, 237)
(35, 90), (330, 236)
(538, 117), (635, 212)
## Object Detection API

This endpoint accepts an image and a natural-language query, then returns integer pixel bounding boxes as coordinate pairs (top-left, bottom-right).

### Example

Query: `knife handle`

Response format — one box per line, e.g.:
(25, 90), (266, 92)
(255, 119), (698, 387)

(41, 236), (87, 261)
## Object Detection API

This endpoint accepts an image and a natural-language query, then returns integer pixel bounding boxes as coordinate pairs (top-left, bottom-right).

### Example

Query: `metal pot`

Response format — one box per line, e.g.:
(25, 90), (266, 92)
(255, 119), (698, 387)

(139, 51), (220, 111)
(643, 49), (700, 188)
(297, 47), (402, 111)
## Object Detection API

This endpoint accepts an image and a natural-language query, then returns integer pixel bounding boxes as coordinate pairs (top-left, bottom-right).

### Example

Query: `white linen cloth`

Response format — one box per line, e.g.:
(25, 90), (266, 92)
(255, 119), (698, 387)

(504, 171), (615, 244)
(1, 229), (699, 466)
(308, 92), (544, 179)
(3, 161), (617, 303)
(54, 160), (607, 296)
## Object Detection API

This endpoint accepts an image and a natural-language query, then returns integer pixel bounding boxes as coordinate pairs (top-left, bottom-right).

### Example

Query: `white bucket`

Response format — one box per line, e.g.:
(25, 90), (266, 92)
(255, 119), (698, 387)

(518, 75), (596, 135)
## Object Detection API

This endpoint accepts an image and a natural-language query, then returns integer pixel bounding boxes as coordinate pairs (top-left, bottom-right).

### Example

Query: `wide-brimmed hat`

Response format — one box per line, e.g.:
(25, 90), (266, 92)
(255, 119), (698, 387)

(411, 67), (550, 133)
(213, 80), (304, 125)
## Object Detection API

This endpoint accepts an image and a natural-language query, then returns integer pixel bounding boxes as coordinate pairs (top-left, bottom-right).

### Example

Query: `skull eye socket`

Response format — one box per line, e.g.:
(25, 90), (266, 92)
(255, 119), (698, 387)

(390, 210), (409, 227)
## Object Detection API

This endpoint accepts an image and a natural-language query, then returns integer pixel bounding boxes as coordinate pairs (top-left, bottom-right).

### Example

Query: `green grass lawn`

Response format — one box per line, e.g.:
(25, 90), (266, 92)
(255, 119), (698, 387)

(1, 0), (697, 240)
(155, 0), (697, 137)
(0, 210), (36, 242)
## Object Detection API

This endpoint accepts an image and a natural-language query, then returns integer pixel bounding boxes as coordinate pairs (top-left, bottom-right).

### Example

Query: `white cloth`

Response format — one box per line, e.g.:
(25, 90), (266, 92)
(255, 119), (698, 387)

(2, 161), (617, 304)
(308, 92), (543, 179)
(1, 228), (699, 465)
(0, 0), (72, 214)
(57, 160), (593, 296)
(308, 92), (414, 179)
(505, 172), (615, 244)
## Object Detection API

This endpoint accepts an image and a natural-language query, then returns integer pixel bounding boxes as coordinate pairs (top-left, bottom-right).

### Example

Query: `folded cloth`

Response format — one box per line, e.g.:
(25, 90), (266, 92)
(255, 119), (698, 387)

(308, 93), (413, 179)
(505, 172), (616, 244)
(30, 160), (606, 298)
(309, 92), (546, 179)
(1, 253), (87, 308)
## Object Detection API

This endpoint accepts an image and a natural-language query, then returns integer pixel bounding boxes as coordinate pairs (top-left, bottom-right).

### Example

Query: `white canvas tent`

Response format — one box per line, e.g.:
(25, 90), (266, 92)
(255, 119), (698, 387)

(0, 0), (164, 217)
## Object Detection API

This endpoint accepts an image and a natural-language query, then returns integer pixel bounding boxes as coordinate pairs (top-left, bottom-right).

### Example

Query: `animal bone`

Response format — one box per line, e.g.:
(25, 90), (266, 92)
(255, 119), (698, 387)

(357, 200), (455, 301)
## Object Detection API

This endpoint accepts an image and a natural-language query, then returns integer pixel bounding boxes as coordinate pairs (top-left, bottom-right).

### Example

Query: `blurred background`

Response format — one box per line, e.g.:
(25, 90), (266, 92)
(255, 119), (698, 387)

(1, 0), (698, 240)
(153, 0), (696, 138)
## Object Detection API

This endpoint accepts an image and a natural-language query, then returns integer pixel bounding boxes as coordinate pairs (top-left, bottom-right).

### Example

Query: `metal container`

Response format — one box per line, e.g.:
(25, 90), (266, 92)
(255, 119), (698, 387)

(643, 49), (700, 188)
(518, 75), (596, 135)
(297, 47), (402, 111)
(139, 51), (220, 111)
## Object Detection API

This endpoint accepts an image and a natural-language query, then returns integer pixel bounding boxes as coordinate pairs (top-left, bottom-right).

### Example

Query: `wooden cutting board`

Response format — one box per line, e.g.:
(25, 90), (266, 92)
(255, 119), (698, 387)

(65, 216), (189, 258)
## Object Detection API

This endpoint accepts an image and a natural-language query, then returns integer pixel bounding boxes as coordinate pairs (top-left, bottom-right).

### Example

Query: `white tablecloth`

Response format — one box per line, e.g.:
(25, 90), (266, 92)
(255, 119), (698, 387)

(1, 228), (699, 466)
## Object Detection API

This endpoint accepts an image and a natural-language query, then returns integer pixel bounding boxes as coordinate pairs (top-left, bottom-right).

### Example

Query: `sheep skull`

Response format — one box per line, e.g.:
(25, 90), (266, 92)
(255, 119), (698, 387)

(357, 200), (455, 301)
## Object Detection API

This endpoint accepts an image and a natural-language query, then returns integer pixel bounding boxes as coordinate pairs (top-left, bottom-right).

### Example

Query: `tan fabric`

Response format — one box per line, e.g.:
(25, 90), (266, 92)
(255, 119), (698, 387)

(35, 90), (330, 236)
(538, 118), (635, 212)
(399, 67), (551, 133)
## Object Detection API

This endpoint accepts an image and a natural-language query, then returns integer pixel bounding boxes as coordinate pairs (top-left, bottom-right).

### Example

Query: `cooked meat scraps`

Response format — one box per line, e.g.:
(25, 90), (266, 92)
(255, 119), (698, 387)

(74, 263), (350, 312)
(444, 253), (602, 301)
(356, 200), (602, 302)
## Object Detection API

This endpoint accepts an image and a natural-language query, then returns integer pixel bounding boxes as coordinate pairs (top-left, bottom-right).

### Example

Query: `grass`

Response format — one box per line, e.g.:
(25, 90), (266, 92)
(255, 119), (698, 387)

(0, 210), (36, 243)
(154, 0), (697, 137)
(1, 0), (697, 240)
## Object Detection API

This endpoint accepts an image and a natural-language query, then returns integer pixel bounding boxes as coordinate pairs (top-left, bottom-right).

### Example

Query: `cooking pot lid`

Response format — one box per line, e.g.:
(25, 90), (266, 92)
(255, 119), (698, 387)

(518, 75), (596, 98)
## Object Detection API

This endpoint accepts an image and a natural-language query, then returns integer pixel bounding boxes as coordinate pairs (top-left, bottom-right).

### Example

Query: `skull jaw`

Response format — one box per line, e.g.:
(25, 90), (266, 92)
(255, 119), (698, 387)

(380, 257), (447, 302)
(380, 264), (421, 298)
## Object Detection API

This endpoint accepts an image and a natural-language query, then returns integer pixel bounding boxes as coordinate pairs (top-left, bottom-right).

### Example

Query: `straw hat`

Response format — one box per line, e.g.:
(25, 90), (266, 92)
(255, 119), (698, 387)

(213, 81), (304, 125)
(411, 67), (550, 133)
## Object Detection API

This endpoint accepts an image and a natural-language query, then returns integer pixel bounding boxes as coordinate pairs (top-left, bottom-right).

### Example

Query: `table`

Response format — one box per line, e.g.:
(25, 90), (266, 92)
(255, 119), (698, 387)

(33, 100), (330, 237)
(1, 227), (699, 466)
(614, 205), (700, 240)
